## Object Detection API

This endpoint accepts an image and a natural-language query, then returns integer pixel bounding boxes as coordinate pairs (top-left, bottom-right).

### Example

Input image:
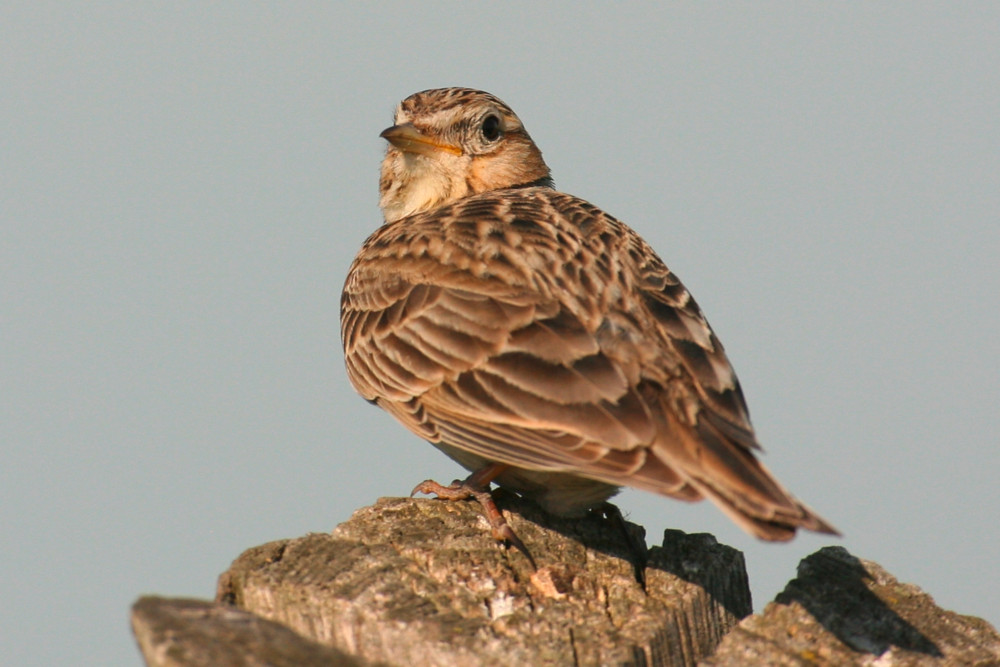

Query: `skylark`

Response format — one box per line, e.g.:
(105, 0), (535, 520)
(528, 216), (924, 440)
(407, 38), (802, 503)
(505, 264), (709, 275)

(341, 88), (837, 550)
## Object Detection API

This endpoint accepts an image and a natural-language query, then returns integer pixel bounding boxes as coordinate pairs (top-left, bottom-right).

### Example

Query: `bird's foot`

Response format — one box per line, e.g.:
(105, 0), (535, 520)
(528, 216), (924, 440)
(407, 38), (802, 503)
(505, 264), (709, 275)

(411, 464), (535, 568)
(598, 502), (648, 587)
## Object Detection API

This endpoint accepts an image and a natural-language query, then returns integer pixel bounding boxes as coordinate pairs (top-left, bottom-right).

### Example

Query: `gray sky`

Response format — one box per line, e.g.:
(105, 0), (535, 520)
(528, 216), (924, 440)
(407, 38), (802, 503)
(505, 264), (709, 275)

(3, 4), (998, 664)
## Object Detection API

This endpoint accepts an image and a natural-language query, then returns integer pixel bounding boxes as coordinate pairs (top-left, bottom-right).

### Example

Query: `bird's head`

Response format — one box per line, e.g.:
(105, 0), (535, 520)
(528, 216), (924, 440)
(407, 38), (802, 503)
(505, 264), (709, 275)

(378, 88), (552, 223)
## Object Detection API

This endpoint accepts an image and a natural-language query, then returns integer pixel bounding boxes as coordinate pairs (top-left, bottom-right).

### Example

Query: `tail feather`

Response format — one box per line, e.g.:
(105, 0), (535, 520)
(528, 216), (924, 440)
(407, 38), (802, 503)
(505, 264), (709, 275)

(694, 477), (839, 541)
(654, 413), (839, 541)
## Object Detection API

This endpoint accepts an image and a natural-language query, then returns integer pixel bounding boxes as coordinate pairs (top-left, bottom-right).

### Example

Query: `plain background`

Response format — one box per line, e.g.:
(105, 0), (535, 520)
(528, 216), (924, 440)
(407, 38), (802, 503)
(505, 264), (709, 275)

(3, 4), (998, 664)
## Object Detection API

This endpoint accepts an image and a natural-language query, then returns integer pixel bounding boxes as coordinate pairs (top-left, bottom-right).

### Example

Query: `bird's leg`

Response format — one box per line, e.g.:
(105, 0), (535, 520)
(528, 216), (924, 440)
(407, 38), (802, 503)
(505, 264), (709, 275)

(410, 462), (508, 501)
(411, 463), (536, 567)
(598, 502), (648, 588)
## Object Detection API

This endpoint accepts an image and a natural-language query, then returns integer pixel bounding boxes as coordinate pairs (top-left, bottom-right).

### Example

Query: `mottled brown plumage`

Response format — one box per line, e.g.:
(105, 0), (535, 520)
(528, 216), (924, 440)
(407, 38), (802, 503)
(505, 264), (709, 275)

(341, 88), (837, 541)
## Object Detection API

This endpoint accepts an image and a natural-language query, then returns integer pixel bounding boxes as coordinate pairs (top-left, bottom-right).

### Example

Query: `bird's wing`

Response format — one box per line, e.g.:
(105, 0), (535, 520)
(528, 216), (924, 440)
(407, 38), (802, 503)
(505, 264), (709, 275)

(342, 271), (697, 499)
(341, 189), (835, 537)
(610, 216), (838, 538)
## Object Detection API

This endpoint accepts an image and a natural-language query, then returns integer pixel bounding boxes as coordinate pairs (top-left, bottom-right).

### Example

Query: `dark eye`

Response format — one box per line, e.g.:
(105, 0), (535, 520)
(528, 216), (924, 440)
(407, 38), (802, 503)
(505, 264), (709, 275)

(481, 115), (502, 142)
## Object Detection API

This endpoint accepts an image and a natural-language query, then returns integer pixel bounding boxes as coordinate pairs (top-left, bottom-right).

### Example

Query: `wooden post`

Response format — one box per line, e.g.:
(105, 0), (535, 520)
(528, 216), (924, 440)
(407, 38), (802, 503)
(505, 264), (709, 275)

(214, 494), (751, 666)
(132, 496), (1000, 665)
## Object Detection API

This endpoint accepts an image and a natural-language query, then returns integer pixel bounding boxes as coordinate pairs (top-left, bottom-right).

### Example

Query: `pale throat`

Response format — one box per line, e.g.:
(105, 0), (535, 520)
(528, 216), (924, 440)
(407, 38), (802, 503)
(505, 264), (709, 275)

(380, 152), (471, 223)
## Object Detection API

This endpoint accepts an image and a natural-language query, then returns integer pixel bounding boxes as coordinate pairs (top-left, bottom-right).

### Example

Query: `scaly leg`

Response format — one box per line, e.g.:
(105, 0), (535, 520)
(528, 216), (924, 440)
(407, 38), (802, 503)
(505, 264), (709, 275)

(411, 463), (535, 567)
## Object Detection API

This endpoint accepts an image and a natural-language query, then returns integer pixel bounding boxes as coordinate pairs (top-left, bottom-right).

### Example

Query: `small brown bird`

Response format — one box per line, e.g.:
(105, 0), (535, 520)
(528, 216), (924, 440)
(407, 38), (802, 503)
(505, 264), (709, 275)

(341, 88), (837, 547)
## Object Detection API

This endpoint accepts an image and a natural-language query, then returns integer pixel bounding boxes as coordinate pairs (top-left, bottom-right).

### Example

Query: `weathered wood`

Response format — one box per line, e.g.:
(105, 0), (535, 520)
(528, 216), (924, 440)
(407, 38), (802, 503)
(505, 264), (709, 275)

(701, 546), (1000, 666)
(131, 596), (366, 667)
(216, 495), (752, 666)
(132, 501), (1000, 666)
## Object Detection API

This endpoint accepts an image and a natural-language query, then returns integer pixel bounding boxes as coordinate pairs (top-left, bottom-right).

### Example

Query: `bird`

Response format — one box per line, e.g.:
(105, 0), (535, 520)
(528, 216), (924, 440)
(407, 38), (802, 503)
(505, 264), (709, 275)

(340, 87), (837, 551)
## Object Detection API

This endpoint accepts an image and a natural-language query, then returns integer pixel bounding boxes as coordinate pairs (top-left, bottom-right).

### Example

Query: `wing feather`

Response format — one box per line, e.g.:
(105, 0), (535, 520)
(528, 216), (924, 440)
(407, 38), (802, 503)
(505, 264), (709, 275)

(341, 187), (836, 537)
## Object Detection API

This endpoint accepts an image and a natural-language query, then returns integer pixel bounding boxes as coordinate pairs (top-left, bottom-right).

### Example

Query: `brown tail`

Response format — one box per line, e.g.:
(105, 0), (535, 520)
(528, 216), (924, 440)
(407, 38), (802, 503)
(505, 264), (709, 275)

(694, 478), (839, 541)
(686, 418), (840, 541)
(628, 410), (840, 541)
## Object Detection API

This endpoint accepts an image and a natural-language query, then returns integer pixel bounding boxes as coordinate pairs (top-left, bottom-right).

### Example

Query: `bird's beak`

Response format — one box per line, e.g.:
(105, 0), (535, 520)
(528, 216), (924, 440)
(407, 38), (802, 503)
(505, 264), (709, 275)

(380, 123), (462, 157)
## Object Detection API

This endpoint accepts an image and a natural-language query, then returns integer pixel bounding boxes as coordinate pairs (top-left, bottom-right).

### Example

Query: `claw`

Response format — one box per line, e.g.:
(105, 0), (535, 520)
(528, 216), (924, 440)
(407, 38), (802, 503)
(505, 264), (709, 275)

(493, 520), (536, 569)
(409, 463), (535, 568)
(411, 479), (471, 500)
(599, 502), (647, 587)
